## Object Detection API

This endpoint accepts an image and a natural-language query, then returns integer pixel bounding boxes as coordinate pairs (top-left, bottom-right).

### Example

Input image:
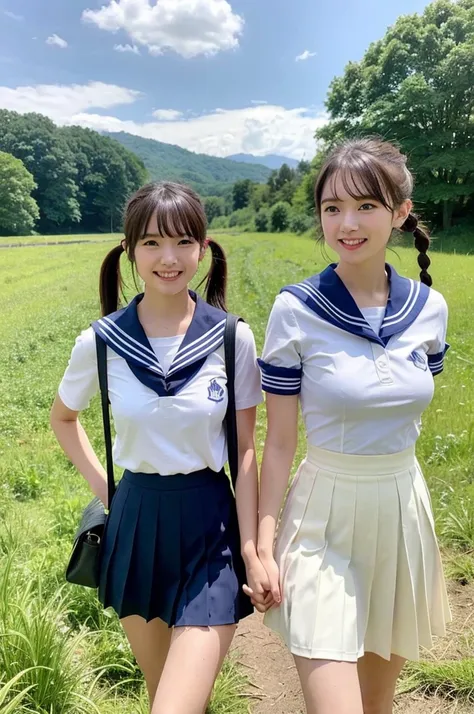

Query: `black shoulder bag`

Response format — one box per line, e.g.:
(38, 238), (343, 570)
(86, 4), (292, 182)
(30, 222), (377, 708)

(65, 334), (116, 588)
(224, 313), (240, 489)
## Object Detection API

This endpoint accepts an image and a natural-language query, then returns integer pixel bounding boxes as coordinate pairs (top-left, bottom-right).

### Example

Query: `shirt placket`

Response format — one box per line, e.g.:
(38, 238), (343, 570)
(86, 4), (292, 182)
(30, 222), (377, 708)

(370, 343), (393, 385)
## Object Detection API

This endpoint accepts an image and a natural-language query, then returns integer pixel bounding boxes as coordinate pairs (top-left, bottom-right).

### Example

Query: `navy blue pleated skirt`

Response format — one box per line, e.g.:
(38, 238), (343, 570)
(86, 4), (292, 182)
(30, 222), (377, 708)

(98, 468), (253, 626)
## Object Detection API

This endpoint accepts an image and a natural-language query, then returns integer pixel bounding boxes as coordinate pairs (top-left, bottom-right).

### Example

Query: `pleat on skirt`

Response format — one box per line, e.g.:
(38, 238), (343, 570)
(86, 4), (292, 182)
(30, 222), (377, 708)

(99, 468), (253, 626)
(264, 445), (451, 662)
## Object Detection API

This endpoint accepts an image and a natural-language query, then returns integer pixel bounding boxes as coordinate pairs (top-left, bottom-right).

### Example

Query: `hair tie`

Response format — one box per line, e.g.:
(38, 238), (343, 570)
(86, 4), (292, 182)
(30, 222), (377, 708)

(203, 238), (210, 249)
(401, 213), (418, 233)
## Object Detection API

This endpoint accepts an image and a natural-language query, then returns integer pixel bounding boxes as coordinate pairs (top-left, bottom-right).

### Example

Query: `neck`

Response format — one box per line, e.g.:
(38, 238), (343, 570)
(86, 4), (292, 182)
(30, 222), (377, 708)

(137, 287), (195, 336)
(334, 252), (389, 305)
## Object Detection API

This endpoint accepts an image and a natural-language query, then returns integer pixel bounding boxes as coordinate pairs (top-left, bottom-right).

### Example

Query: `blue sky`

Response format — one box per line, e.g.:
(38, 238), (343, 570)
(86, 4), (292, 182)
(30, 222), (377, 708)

(0, 0), (432, 159)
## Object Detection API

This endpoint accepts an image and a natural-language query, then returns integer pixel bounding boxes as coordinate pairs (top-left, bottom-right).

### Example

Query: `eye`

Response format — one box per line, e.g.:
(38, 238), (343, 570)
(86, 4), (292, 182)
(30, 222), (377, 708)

(142, 239), (159, 246)
(359, 203), (376, 211)
(323, 205), (339, 213)
(178, 237), (194, 245)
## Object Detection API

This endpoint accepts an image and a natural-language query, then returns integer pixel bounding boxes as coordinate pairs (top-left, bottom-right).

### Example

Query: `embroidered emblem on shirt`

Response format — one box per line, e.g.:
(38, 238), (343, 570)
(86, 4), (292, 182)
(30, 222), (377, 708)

(408, 350), (427, 371)
(207, 378), (225, 403)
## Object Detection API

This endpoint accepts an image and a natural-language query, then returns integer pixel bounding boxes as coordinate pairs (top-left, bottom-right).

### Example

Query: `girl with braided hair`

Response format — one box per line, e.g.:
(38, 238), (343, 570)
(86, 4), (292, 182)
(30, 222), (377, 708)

(256, 138), (451, 714)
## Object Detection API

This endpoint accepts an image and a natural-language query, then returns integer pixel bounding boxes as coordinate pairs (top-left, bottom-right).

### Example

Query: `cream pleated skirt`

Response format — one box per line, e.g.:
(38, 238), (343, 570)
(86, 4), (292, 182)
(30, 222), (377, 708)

(264, 445), (451, 662)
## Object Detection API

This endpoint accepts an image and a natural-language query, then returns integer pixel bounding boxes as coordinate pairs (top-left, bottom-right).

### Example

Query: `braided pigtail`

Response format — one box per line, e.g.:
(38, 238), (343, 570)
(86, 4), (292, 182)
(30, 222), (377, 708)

(401, 213), (432, 287)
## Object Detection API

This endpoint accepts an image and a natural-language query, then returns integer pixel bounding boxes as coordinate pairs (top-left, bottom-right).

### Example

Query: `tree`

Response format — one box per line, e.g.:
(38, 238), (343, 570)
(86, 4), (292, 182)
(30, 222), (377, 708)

(254, 210), (269, 232)
(250, 183), (270, 212)
(60, 126), (147, 233)
(0, 151), (39, 235)
(317, 0), (474, 229)
(0, 110), (80, 232)
(204, 196), (224, 225)
(291, 150), (327, 217)
(232, 179), (253, 210)
(270, 202), (291, 232)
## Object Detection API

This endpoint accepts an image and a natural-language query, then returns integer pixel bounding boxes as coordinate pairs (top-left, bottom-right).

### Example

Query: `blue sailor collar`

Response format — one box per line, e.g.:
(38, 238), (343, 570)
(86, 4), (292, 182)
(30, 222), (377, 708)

(282, 263), (430, 347)
(91, 291), (227, 396)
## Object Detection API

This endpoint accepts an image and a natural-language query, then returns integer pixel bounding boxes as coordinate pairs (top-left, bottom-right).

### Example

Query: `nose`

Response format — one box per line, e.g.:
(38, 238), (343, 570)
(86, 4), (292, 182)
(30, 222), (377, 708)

(341, 210), (359, 233)
(160, 246), (178, 266)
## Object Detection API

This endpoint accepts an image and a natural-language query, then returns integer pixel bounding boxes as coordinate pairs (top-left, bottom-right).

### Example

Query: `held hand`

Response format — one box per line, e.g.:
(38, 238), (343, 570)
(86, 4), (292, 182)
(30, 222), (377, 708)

(259, 554), (281, 607)
(242, 557), (273, 613)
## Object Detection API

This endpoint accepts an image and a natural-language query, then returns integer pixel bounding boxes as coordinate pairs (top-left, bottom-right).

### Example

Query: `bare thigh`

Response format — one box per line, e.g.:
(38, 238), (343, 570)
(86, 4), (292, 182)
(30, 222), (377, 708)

(151, 624), (236, 714)
(294, 655), (364, 714)
(121, 615), (172, 705)
(357, 652), (406, 714)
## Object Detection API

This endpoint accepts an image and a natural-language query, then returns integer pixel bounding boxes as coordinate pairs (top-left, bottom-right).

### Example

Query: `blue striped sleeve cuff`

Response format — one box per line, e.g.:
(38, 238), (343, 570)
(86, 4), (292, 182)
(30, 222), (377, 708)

(257, 359), (302, 395)
(428, 344), (450, 376)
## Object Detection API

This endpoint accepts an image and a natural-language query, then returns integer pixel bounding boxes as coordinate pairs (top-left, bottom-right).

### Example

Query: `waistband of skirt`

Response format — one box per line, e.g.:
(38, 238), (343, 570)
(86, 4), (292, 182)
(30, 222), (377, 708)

(122, 467), (226, 491)
(305, 445), (416, 475)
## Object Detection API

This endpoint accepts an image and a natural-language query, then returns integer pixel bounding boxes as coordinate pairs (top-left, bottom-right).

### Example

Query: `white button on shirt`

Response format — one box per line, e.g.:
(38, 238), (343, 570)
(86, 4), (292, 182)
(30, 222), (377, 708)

(258, 265), (449, 456)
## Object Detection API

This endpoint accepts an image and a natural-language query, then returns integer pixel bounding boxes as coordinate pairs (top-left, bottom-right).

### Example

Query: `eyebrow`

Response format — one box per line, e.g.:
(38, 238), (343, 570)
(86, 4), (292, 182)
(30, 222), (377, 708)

(141, 233), (190, 238)
(321, 195), (377, 204)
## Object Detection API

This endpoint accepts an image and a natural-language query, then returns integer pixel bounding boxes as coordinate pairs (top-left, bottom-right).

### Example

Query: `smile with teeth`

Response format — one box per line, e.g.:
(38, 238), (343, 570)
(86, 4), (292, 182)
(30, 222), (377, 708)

(340, 238), (366, 245)
(155, 271), (181, 278)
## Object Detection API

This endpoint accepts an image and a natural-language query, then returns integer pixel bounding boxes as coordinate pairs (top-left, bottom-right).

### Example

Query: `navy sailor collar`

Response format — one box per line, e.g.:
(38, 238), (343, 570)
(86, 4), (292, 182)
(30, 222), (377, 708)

(282, 263), (429, 347)
(91, 291), (227, 396)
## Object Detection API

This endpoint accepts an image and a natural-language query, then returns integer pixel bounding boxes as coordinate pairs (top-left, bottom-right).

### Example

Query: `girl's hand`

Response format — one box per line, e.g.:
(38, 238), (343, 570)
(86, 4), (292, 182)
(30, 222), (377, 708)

(242, 557), (273, 613)
(258, 554), (281, 607)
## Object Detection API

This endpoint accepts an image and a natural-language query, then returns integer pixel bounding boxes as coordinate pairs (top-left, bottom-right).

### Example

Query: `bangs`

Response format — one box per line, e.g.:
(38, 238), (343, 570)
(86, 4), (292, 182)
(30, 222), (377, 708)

(151, 192), (205, 241)
(327, 165), (393, 211)
(125, 182), (206, 252)
(316, 146), (402, 217)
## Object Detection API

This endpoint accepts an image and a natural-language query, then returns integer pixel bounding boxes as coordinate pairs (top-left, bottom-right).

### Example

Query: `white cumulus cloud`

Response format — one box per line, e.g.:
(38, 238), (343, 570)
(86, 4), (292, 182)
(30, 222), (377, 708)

(114, 43), (140, 54)
(0, 82), (326, 159)
(46, 34), (68, 49)
(152, 109), (183, 120)
(295, 49), (317, 62)
(82, 0), (244, 58)
(0, 81), (140, 123)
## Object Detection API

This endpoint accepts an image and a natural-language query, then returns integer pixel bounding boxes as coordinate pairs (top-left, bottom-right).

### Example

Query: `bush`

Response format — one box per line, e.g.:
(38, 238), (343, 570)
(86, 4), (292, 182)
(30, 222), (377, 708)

(290, 213), (314, 235)
(228, 207), (254, 229)
(254, 210), (269, 232)
(210, 215), (229, 229)
(270, 202), (291, 232)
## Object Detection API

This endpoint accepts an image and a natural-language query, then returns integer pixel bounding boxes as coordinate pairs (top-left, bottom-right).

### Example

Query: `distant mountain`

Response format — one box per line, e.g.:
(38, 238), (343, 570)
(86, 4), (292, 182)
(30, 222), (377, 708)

(226, 153), (300, 170)
(107, 132), (272, 196)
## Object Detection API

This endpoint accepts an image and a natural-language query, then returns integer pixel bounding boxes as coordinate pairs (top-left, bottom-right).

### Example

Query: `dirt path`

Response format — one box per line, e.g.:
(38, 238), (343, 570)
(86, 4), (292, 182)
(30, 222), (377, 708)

(232, 581), (474, 714)
(233, 612), (304, 714)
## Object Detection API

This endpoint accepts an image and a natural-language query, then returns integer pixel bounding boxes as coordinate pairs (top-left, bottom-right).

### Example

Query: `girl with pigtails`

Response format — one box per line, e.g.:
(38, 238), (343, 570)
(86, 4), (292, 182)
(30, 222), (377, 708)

(256, 138), (451, 714)
(51, 181), (268, 714)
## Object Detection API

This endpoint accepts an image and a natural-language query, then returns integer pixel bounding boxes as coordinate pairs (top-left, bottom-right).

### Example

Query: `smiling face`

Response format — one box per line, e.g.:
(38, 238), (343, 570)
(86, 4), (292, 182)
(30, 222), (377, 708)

(320, 170), (411, 266)
(123, 182), (208, 298)
(133, 213), (204, 297)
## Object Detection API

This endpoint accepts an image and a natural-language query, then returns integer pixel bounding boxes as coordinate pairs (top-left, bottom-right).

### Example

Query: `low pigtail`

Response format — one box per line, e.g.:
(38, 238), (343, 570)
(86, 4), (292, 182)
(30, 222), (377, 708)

(202, 238), (227, 311)
(99, 244), (125, 316)
(401, 212), (432, 287)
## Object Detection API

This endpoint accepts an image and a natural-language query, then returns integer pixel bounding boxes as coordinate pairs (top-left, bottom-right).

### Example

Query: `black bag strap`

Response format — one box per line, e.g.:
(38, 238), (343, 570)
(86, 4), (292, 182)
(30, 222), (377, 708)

(95, 334), (116, 509)
(224, 313), (240, 489)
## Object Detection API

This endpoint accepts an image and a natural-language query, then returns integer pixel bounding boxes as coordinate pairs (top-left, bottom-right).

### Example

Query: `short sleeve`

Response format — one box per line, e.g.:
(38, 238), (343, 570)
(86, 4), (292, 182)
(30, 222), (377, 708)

(258, 293), (303, 395)
(426, 292), (449, 376)
(234, 322), (263, 410)
(58, 327), (99, 411)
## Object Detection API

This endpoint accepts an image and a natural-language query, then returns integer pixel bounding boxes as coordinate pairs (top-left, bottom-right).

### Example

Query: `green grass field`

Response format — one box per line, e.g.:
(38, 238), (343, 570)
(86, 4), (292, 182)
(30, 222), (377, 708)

(0, 231), (473, 712)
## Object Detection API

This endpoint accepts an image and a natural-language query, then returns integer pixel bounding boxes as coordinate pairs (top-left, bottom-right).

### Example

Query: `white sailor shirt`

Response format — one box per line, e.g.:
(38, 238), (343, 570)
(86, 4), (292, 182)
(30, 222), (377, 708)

(258, 264), (449, 456)
(59, 292), (263, 474)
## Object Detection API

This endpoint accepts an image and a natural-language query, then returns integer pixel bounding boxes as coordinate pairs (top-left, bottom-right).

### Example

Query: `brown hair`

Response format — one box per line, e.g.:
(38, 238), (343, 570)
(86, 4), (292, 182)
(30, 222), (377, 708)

(314, 138), (432, 286)
(99, 181), (227, 315)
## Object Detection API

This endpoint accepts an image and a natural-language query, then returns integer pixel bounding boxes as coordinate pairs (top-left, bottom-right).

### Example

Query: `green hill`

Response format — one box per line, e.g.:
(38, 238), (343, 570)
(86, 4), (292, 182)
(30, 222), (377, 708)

(107, 132), (271, 196)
